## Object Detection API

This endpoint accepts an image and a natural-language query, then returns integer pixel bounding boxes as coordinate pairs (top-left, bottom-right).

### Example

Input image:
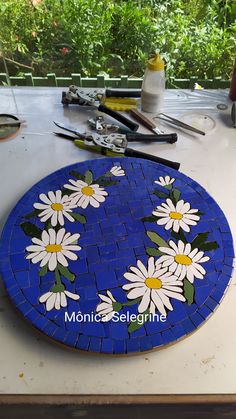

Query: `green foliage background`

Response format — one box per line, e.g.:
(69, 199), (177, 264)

(0, 0), (235, 79)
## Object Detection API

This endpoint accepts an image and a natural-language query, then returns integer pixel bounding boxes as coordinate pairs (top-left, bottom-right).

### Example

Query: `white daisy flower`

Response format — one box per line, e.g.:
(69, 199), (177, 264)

(155, 176), (175, 187)
(152, 198), (200, 233)
(96, 290), (120, 322)
(158, 240), (210, 283)
(110, 166), (125, 177)
(33, 190), (76, 227)
(122, 257), (185, 316)
(39, 289), (80, 311)
(64, 179), (108, 209)
(26, 228), (81, 271)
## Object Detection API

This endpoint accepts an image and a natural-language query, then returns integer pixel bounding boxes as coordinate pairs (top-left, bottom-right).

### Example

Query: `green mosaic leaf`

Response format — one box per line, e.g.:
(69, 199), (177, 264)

(123, 297), (142, 307)
(153, 190), (169, 199)
(58, 264), (75, 282)
(171, 229), (187, 243)
(128, 309), (150, 333)
(191, 232), (209, 249)
(146, 247), (163, 257)
(141, 215), (158, 223)
(184, 278), (194, 305)
(39, 264), (48, 277)
(52, 283), (65, 293)
(44, 219), (52, 230)
(62, 188), (75, 196)
(170, 188), (181, 204)
(112, 302), (122, 311)
(69, 170), (85, 180)
(198, 241), (219, 251)
(24, 209), (40, 219)
(85, 170), (93, 185)
(104, 171), (113, 177)
(21, 222), (42, 239)
(95, 178), (118, 187)
(197, 211), (205, 216)
(147, 231), (169, 248)
(71, 213), (86, 224)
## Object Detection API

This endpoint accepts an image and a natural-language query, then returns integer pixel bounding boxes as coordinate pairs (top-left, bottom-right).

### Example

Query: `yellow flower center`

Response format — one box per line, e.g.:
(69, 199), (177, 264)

(81, 186), (94, 196)
(145, 277), (162, 289)
(51, 203), (64, 211)
(170, 211), (183, 220)
(46, 244), (62, 253)
(175, 254), (192, 265)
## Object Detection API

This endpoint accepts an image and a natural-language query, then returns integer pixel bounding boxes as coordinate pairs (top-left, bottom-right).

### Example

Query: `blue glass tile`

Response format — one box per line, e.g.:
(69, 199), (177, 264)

(190, 312), (204, 328)
(35, 316), (50, 330)
(126, 338), (141, 353)
(198, 305), (213, 319)
(139, 336), (153, 352)
(151, 333), (163, 348)
(77, 334), (90, 351)
(181, 318), (196, 334)
(195, 284), (214, 306)
(43, 323), (58, 337)
(145, 317), (170, 335)
(222, 265), (233, 276)
(114, 339), (126, 354)
(95, 270), (117, 290)
(110, 320), (129, 339)
(63, 331), (78, 347)
(205, 297), (218, 311)
(168, 300), (188, 324)
(10, 254), (29, 272)
(171, 324), (186, 339)
(17, 300), (33, 315)
(23, 286), (40, 305)
(101, 338), (113, 354)
(11, 291), (25, 306)
(53, 328), (69, 344)
(71, 259), (88, 275)
(210, 288), (225, 303)
(161, 329), (175, 345)
(131, 325), (147, 338)
(89, 337), (101, 353)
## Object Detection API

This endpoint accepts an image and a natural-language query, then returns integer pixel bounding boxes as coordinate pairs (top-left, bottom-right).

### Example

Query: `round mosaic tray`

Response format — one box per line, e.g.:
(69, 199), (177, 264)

(0, 157), (234, 355)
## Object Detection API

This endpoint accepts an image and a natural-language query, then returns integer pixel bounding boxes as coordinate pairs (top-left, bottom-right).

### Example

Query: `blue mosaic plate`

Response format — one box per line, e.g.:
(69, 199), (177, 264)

(0, 157), (234, 354)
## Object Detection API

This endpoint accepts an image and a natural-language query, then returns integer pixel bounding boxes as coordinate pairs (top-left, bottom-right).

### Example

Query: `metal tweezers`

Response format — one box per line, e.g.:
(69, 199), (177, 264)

(154, 113), (205, 136)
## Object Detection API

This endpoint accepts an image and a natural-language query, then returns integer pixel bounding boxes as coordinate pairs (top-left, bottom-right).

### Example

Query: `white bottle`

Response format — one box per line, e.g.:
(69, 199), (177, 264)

(141, 53), (165, 113)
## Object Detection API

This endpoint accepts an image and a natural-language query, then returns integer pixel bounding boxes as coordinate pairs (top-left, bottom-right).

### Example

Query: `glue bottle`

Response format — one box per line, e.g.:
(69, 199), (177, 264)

(141, 53), (165, 113)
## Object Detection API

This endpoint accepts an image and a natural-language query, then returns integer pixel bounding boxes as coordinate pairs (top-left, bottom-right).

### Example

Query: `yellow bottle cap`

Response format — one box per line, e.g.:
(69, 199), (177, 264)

(147, 53), (164, 71)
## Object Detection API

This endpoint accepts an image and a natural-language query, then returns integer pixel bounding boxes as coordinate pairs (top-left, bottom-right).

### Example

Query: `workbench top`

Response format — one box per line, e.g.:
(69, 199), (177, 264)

(0, 87), (235, 395)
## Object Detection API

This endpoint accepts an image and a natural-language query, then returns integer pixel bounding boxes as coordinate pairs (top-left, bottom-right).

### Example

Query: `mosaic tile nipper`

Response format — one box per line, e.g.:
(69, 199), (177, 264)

(53, 121), (180, 170)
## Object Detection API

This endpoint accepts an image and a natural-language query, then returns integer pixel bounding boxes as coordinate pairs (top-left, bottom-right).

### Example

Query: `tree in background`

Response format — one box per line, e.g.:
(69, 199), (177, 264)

(0, 0), (235, 79)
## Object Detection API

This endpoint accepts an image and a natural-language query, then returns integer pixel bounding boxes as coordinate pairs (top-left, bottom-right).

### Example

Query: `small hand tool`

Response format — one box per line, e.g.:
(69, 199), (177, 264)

(53, 121), (180, 170)
(130, 109), (164, 134)
(87, 116), (120, 134)
(154, 113), (206, 135)
(61, 85), (139, 131)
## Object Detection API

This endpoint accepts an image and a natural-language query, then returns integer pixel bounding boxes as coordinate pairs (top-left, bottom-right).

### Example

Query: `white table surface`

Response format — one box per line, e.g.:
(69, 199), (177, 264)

(0, 87), (235, 395)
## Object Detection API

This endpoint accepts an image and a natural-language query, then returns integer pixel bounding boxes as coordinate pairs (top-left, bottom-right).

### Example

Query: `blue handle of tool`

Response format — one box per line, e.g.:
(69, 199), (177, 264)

(98, 104), (139, 131)
(124, 148), (180, 170)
